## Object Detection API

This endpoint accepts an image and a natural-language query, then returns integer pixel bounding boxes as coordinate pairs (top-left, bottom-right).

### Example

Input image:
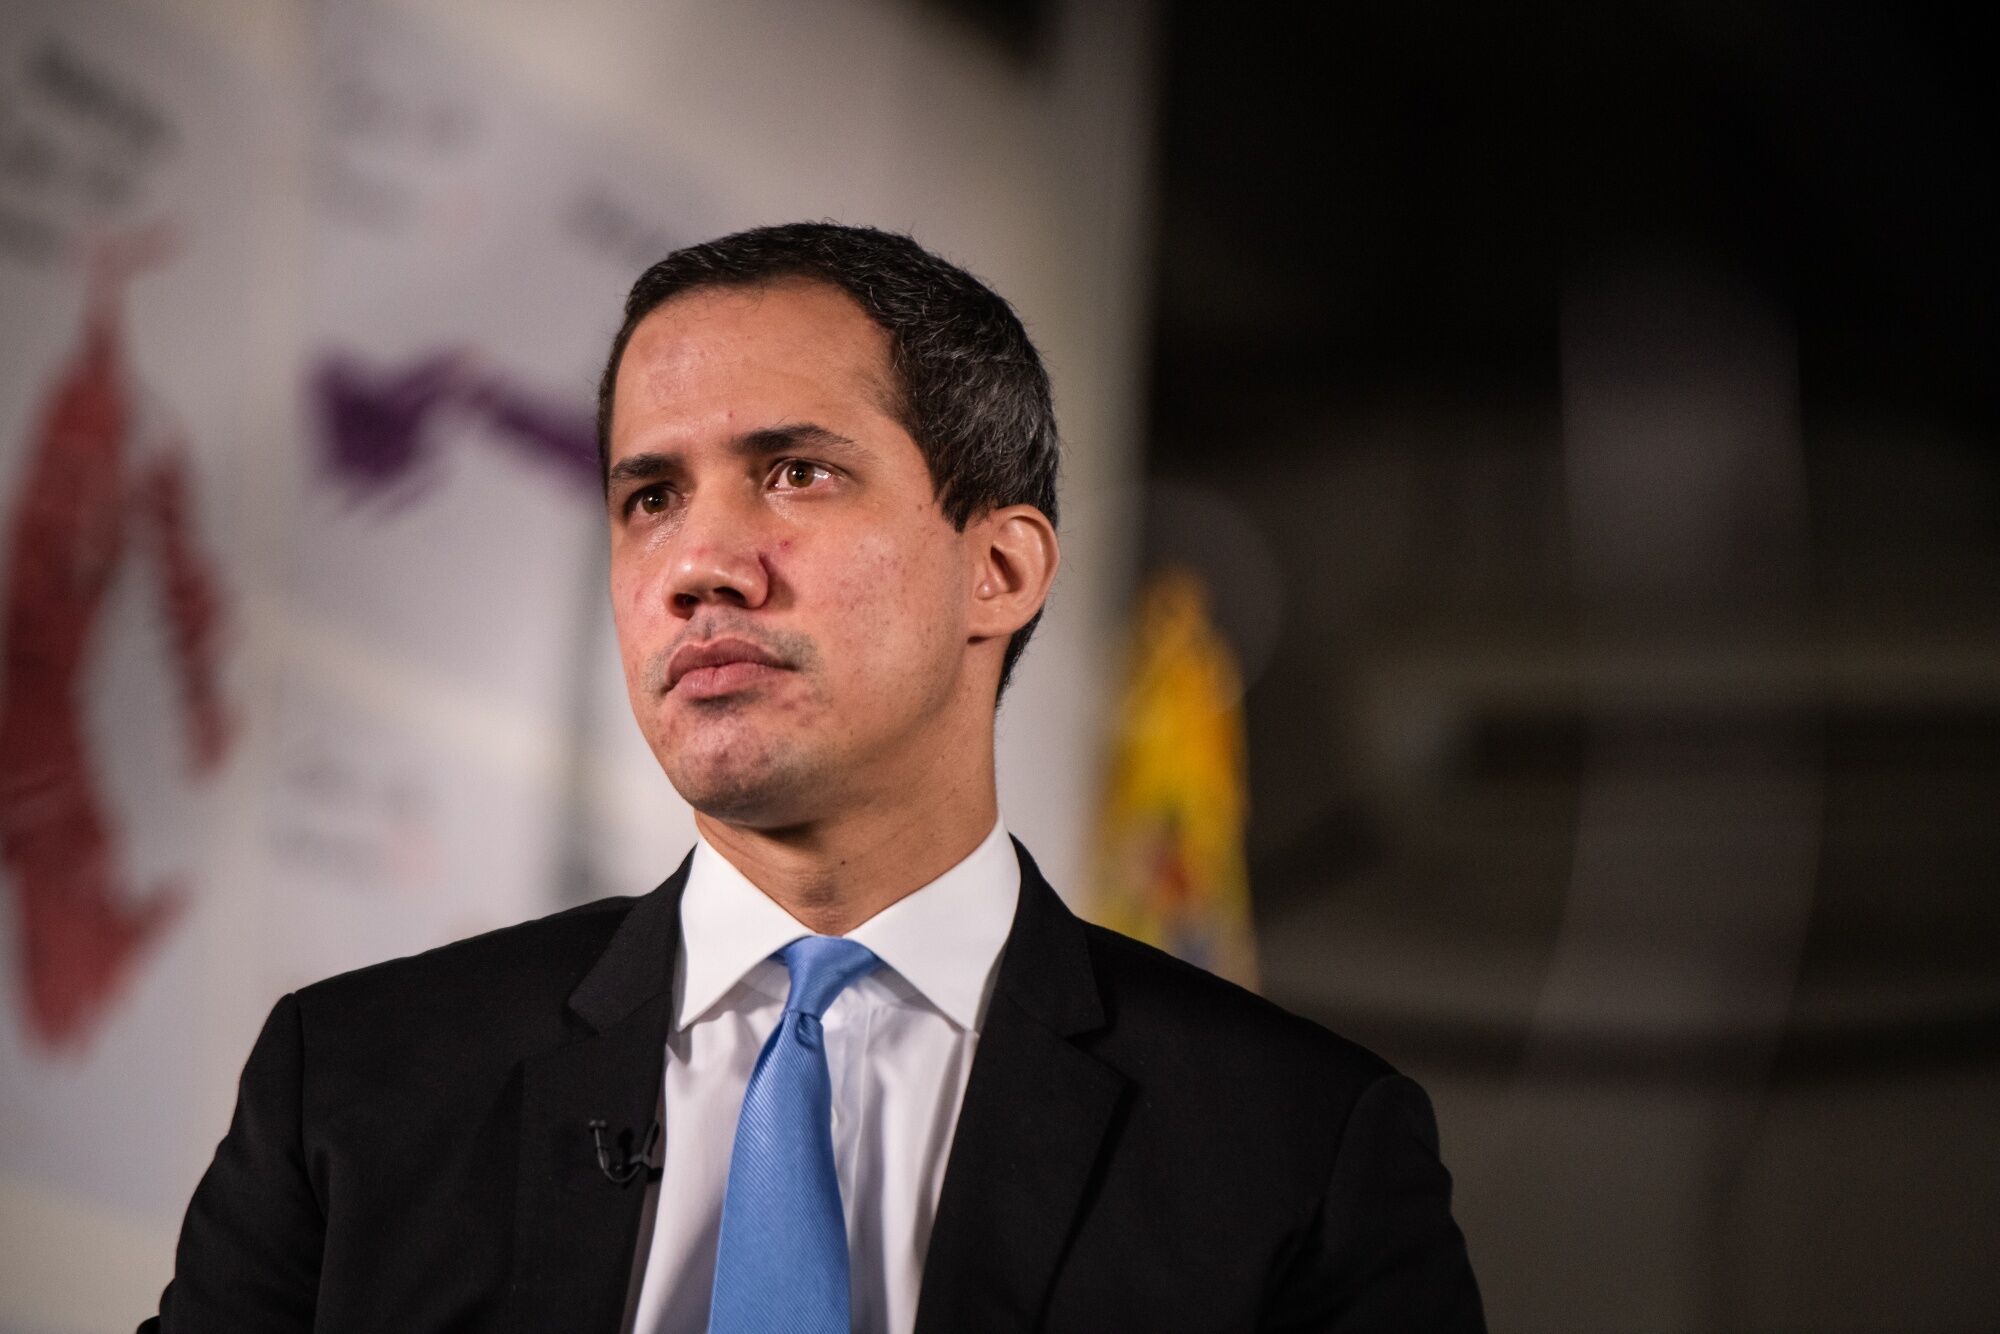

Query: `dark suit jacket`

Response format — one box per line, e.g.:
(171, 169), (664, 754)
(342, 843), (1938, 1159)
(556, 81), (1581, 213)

(143, 841), (1483, 1332)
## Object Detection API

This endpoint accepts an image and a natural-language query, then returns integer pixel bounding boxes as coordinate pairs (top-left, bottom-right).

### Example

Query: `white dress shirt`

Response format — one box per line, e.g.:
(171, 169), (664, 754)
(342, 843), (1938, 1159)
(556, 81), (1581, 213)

(628, 819), (1021, 1334)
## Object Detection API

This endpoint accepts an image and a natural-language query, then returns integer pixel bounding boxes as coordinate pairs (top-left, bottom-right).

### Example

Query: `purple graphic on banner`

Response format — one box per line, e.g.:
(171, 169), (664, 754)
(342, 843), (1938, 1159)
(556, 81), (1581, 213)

(311, 351), (597, 504)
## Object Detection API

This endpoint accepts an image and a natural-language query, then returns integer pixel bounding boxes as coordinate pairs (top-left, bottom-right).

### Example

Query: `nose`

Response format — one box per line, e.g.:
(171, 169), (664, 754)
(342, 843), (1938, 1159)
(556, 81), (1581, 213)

(663, 493), (772, 618)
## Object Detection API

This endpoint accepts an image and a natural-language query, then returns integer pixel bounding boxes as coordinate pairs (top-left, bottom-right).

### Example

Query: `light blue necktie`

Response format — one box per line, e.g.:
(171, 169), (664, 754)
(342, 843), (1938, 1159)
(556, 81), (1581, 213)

(709, 936), (882, 1334)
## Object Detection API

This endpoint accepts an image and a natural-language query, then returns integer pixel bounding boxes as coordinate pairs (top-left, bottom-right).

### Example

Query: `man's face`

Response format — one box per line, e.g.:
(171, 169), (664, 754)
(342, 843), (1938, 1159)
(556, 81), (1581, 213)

(605, 279), (977, 828)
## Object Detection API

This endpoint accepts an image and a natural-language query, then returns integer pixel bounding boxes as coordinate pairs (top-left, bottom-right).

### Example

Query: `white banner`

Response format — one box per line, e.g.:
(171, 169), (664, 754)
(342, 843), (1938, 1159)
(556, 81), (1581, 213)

(0, 2), (704, 1324)
(263, 0), (703, 991)
(0, 2), (273, 1319)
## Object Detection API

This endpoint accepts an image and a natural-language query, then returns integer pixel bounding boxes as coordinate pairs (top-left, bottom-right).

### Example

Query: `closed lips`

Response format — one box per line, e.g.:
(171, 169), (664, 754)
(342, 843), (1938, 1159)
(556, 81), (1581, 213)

(666, 638), (787, 690)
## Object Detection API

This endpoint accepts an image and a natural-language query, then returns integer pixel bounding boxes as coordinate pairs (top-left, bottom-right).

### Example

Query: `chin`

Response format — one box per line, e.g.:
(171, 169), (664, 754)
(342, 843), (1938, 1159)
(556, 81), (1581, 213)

(662, 737), (823, 829)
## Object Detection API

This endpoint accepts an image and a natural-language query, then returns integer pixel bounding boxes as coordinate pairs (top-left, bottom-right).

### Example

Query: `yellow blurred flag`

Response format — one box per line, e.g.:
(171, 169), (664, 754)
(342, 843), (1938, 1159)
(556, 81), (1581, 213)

(1089, 568), (1258, 989)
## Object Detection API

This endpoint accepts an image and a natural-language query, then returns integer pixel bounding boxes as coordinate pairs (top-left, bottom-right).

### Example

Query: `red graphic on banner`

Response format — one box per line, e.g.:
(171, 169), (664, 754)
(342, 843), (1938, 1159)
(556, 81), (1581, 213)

(0, 236), (234, 1049)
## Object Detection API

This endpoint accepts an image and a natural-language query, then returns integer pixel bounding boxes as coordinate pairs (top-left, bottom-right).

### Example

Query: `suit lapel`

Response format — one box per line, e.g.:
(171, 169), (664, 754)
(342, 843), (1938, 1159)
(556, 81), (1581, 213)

(510, 860), (688, 1334)
(914, 842), (1128, 1333)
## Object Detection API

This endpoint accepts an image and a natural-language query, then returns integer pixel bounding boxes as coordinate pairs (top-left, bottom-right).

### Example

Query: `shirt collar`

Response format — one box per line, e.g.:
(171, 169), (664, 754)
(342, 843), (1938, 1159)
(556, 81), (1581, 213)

(674, 817), (1020, 1034)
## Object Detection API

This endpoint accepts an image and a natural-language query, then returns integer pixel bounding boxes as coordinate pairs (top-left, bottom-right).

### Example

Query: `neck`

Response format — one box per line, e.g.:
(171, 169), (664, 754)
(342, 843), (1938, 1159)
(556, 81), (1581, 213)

(693, 754), (1000, 937)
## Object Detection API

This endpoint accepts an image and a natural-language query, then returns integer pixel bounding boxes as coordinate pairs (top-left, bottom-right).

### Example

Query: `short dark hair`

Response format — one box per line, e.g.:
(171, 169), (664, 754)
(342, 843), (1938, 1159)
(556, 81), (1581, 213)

(596, 221), (1060, 695)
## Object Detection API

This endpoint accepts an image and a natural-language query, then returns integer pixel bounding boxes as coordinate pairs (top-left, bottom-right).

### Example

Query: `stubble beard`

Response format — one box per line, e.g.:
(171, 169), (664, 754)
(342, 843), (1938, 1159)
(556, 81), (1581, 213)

(660, 702), (836, 829)
(633, 618), (834, 825)
(649, 679), (841, 831)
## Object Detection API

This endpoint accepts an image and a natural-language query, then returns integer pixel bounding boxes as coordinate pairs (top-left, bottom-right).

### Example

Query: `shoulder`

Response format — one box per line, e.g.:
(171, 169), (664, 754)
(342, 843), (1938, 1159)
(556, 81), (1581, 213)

(291, 893), (644, 1056)
(1057, 920), (1423, 1250)
(1076, 918), (1395, 1111)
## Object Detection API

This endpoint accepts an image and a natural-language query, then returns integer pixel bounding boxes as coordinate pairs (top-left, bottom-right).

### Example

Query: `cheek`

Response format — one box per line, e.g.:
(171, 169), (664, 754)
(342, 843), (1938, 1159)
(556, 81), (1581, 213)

(609, 572), (638, 634)
(813, 531), (961, 657)
(609, 567), (665, 670)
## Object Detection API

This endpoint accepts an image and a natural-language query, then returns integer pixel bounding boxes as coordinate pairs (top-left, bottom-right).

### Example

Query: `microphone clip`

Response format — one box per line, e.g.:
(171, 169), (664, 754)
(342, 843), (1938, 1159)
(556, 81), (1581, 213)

(588, 1117), (661, 1186)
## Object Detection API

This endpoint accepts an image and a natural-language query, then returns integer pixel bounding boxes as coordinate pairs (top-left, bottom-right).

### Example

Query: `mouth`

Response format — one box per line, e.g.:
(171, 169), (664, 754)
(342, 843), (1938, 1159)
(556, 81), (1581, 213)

(665, 636), (791, 699)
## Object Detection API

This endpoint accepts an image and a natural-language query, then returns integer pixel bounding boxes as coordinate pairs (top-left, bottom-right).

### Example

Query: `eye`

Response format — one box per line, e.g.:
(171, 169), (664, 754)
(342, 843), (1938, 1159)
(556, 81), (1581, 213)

(627, 483), (672, 516)
(773, 459), (832, 490)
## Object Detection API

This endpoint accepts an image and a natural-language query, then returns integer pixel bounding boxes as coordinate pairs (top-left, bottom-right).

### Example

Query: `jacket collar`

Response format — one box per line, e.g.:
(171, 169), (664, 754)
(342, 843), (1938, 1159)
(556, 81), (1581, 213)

(567, 851), (692, 1032)
(987, 838), (1106, 1036)
(914, 839), (1128, 1332)
(510, 856), (689, 1334)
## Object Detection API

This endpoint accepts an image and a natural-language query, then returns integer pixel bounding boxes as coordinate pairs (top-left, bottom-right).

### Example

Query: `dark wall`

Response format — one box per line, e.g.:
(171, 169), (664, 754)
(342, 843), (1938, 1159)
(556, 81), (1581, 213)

(1144, 4), (1999, 1329)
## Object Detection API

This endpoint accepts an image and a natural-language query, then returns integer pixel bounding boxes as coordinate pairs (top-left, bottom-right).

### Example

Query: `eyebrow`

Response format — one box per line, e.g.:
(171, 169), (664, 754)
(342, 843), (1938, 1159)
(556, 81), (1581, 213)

(743, 422), (860, 456)
(605, 422), (862, 492)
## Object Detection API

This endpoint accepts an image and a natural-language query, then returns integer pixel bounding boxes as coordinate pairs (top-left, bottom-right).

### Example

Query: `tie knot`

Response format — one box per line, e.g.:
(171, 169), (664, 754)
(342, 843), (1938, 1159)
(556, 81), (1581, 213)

(777, 936), (881, 1019)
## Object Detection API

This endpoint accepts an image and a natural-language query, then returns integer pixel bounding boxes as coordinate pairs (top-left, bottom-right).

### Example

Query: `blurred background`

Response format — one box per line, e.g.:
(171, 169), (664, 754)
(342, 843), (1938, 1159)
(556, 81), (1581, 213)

(0, 0), (1992, 1330)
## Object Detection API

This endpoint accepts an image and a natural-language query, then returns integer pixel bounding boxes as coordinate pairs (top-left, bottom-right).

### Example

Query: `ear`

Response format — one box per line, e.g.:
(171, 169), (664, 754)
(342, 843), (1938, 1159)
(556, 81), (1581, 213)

(965, 504), (1060, 643)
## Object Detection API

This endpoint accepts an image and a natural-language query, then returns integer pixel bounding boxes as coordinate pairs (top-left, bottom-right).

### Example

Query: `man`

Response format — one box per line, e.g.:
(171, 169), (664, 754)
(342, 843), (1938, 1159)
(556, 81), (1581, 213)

(145, 223), (1483, 1332)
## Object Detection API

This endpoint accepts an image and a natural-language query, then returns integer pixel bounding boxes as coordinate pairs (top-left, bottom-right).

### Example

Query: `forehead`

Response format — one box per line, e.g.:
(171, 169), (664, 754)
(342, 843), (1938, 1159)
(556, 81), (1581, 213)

(611, 279), (898, 444)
